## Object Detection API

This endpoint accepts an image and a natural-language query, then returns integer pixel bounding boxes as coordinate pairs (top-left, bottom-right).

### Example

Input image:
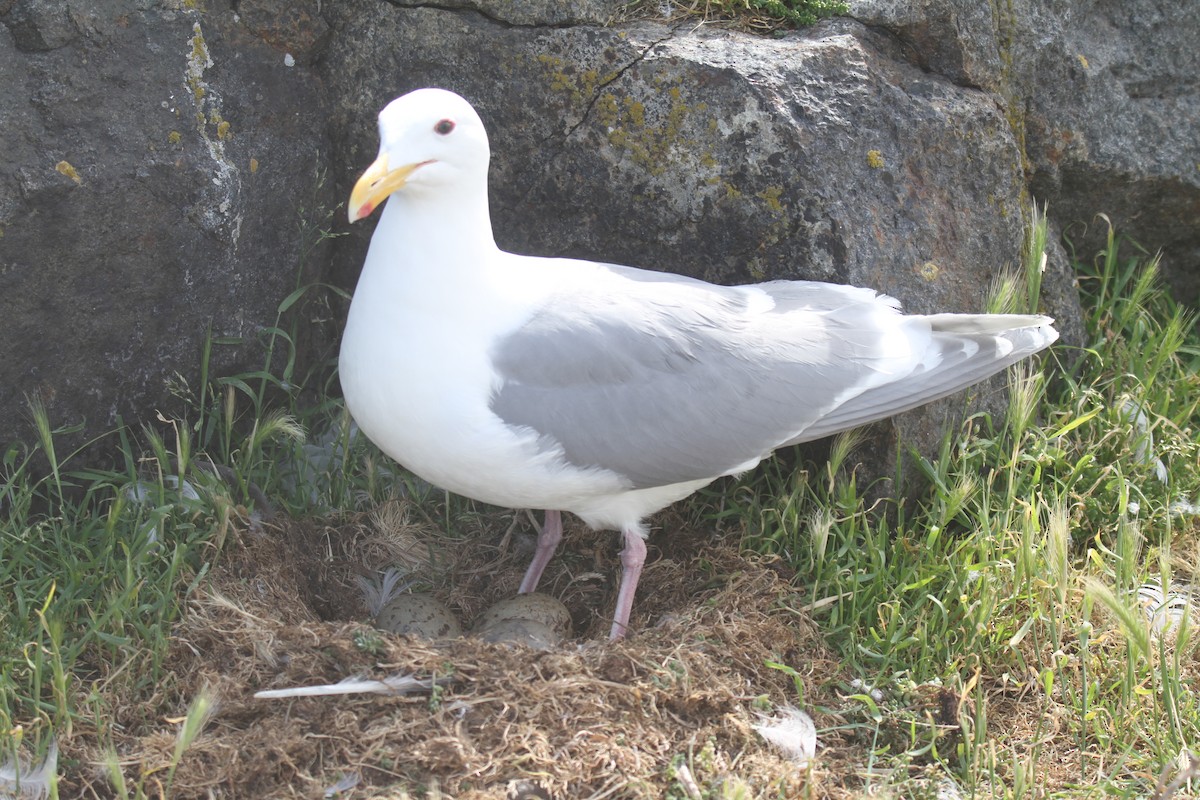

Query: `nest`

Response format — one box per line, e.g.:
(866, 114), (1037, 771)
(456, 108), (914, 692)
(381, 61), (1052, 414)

(67, 504), (854, 798)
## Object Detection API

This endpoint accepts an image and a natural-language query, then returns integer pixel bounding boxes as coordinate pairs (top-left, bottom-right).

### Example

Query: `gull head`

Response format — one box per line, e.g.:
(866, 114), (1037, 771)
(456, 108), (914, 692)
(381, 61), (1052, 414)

(348, 88), (491, 223)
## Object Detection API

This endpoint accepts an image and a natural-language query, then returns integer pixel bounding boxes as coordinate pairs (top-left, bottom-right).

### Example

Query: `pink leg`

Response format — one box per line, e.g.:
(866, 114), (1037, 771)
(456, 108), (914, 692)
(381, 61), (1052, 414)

(518, 509), (562, 594)
(609, 524), (648, 641)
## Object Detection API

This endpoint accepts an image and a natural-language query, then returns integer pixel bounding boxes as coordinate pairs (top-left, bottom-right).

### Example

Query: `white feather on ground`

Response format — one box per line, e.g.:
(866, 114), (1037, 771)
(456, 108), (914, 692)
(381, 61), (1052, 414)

(254, 673), (446, 699)
(753, 706), (817, 765)
(0, 738), (56, 800)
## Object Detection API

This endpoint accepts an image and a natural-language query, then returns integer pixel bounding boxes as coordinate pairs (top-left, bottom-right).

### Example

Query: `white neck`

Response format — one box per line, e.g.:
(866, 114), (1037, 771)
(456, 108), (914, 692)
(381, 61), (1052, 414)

(369, 181), (500, 278)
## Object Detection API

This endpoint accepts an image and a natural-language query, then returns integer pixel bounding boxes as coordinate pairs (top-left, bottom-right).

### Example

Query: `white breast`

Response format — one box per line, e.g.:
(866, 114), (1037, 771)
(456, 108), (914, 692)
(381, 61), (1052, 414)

(339, 236), (632, 514)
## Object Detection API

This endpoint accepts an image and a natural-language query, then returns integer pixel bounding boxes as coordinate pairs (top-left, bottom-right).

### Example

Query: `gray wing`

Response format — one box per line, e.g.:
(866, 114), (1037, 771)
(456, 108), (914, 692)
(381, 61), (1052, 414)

(488, 271), (914, 489)
(789, 318), (1057, 444)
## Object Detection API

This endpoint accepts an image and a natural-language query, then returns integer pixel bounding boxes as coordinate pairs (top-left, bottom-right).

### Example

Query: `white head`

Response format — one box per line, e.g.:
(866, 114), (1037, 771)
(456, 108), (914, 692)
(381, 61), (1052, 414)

(348, 88), (491, 223)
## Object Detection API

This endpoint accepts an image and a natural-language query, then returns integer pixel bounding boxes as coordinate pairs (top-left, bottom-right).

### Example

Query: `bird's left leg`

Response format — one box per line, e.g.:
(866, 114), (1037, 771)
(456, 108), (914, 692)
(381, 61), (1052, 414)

(609, 523), (648, 640)
(518, 509), (562, 594)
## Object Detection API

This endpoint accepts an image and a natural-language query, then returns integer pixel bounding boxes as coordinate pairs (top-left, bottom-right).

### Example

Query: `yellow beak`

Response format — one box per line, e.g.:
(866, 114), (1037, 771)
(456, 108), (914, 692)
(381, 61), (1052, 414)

(348, 154), (431, 223)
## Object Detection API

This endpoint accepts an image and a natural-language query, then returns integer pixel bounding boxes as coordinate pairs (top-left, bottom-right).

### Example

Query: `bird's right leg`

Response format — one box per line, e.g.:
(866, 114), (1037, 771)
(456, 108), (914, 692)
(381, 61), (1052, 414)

(608, 523), (648, 641)
(517, 509), (562, 594)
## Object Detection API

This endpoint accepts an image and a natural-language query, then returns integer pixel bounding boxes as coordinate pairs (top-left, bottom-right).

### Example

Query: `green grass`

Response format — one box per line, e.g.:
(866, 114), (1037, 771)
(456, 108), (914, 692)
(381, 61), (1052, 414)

(629, 0), (849, 30)
(2, 207), (1198, 797)
(721, 211), (1200, 795)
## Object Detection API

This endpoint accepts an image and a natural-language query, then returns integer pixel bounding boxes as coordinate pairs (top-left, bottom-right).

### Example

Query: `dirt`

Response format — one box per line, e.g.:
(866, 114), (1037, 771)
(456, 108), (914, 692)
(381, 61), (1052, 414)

(62, 499), (863, 799)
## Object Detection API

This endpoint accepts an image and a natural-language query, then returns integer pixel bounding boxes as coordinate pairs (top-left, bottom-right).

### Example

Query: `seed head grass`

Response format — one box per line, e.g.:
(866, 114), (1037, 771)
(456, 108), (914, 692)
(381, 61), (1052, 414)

(724, 210), (1200, 794)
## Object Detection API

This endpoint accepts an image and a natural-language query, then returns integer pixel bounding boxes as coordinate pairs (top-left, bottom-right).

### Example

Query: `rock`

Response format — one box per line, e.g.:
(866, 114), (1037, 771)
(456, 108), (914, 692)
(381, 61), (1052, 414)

(236, 0), (331, 66)
(0, 1), (330, 448)
(388, 0), (625, 27)
(2, 0), (79, 52)
(854, 0), (1199, 303)
(851, 0), (1004, 90)
(1020, 1), (1200, 302)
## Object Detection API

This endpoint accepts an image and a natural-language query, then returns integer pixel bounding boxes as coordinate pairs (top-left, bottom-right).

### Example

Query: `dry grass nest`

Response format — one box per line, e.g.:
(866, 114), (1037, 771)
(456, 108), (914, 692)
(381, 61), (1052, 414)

(60, 499), (871, 799)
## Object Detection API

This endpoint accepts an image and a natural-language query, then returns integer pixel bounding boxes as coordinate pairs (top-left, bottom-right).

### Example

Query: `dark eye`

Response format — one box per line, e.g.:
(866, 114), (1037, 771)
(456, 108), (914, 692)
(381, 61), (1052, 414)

(434, 119), (455, 135)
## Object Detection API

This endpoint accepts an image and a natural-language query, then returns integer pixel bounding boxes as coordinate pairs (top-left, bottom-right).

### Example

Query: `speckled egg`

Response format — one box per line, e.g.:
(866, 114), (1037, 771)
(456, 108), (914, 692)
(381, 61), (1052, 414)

(375, 593), (462, 639)
(472, 593), (571, 637)
(475, 618), (563, 650)
(471, 592), (572, 648)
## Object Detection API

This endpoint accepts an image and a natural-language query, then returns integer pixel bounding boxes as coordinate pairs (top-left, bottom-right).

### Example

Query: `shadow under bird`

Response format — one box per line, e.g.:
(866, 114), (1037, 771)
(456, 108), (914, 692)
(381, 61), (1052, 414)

(340, 88), (1058, 640)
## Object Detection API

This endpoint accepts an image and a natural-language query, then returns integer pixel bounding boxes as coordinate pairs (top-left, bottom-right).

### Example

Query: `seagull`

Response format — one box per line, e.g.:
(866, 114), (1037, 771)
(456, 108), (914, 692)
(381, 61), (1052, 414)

(340, 88), (1058, 640)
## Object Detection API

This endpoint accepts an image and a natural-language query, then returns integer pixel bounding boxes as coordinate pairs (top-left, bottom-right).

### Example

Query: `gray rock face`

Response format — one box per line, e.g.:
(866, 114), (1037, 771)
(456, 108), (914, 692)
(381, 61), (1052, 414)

(3, 0), (1189, 469)
(4, 0), (80, 51)
(851, 0), (1005, 90)
(1022, 2), (1199, 303)
(1, 0), (329, 443)
(855, 0), (1200, 303)
(386, 0), (626, 26)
